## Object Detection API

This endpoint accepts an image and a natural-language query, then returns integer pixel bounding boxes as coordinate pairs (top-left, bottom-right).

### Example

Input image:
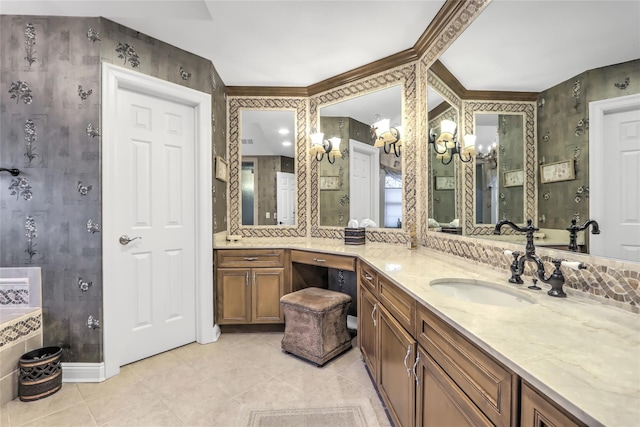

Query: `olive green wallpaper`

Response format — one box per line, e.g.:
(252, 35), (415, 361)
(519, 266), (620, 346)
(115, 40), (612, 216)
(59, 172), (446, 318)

(537, 59), (639, 231)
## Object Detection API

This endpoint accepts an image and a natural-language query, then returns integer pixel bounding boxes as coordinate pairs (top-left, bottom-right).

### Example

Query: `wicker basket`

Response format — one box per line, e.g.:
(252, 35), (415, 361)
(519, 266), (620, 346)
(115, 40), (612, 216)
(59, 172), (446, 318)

(18, 346), (62, 402)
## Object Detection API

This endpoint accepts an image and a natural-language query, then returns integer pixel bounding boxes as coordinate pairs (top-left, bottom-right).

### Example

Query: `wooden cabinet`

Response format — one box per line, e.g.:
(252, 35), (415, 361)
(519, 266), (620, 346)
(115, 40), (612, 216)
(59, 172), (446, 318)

(416, 303), (517, 427)
(358, 284), (378, 378)
(416, 346), (493, 427)
(215, 249), (286, 324)
(291, 249), (356, 271)
(378, 303), (417, 427)
(358, 260), (417, 427)
(520, 382), (587, 427)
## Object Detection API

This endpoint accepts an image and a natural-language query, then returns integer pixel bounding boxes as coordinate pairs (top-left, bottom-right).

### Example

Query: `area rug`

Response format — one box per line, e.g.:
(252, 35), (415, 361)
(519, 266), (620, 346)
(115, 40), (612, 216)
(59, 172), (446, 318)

(235, 398), (381, 427)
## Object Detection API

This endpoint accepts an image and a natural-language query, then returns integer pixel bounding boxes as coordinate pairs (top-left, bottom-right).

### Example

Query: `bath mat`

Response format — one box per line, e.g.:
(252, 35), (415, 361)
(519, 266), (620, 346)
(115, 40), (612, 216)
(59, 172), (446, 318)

(235, 398), (381, 427)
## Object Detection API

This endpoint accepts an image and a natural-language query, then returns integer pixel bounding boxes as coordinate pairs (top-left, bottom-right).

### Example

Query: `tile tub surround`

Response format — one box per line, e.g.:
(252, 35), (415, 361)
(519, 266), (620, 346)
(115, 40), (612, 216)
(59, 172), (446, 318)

(0, 269), (43, 406)
(0, 310), (43, 407)
(215, 235), (640, 427)
(0, 268), (42, 309)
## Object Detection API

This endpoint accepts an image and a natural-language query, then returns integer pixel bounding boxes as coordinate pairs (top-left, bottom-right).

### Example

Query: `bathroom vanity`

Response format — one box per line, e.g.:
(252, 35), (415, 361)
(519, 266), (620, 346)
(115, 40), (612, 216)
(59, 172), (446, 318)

(213, 236), (639, 427)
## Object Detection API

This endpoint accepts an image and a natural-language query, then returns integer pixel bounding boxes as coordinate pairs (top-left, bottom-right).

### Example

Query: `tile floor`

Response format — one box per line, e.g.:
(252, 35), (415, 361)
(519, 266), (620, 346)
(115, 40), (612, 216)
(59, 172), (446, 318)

(1, 332), (392, 427)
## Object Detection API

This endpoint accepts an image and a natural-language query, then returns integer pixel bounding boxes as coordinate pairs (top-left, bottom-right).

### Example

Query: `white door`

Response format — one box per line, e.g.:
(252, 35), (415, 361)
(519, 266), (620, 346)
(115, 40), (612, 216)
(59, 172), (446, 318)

(590, 94), (640, 261)
(276, 171), (295, 225)
(350, 140), (380, 226)
(114, 87), (196, 366)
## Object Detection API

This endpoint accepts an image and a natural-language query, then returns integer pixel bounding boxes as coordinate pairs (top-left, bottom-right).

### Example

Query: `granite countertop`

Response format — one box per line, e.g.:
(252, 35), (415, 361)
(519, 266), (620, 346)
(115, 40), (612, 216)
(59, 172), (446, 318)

(214, 235), (640, 427)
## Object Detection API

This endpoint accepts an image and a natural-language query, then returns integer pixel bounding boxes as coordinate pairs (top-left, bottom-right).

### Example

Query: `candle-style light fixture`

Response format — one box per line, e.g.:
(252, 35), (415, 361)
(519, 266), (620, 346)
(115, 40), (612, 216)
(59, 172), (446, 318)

(310, 132), (342, 164)
(428, 119), (476, 165)
(371, 117), (402, 157)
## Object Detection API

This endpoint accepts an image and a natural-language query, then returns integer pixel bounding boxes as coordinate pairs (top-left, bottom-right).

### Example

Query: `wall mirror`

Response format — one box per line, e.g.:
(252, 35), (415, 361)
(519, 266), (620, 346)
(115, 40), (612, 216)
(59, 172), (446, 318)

(436, 1), (639, 258)
(473, 113), (525, 225)
(309, 63), (417, 242)
(227, 97), (307, 238)
(427, 70), (463, 234)
(240, 109), (296, 226)
(318, 84), (403, 229)
(461, 102), (536, 239)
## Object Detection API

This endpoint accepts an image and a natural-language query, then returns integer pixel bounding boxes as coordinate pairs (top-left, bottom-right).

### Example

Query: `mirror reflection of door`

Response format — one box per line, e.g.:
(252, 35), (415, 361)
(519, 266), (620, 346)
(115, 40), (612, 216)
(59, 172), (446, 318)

(350, 140), (380, 227)
(276, 171), (295, 225)
(241, 159), (258, 226)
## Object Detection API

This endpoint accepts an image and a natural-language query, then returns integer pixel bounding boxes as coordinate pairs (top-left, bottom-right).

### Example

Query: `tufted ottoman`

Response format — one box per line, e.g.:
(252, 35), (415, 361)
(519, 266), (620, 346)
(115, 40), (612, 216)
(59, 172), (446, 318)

(280, 287), (352, 366)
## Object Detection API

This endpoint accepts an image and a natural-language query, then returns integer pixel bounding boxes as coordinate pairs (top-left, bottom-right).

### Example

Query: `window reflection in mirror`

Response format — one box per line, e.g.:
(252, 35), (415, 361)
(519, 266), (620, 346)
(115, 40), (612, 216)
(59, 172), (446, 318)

(427, 85), (458, 231)
(474, 113), (525, 224)
(319, 85), (403, 229)
(240, 110), (295, 226)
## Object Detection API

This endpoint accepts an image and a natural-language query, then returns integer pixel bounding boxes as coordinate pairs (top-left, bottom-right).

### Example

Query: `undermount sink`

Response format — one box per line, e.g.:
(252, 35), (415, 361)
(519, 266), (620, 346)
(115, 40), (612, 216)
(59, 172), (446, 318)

(430, 279), (535, 307)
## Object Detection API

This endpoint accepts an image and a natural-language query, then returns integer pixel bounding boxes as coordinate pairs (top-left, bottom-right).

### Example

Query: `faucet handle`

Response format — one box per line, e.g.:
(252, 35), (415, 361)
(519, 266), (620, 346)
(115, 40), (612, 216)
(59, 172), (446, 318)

(560, 261), (586, 271)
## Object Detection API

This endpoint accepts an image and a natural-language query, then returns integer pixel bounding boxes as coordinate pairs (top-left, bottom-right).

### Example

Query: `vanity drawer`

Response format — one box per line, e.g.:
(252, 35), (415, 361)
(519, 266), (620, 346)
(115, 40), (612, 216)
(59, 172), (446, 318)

(216, 249), (285, 268)
(359, 261), (377, 294)
(378, 275), (415, 335)
(417, 304), (517, 427)
(290, 250), (356, 271)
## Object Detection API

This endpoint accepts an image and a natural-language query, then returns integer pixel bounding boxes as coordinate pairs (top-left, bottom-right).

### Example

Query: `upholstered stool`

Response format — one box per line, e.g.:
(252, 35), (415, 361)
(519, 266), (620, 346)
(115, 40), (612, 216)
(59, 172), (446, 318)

(280, 287), (352, 366)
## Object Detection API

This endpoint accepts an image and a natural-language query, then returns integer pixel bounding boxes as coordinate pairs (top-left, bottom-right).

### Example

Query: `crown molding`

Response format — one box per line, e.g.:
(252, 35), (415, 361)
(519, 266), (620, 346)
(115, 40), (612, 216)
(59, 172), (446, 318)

(430, 60), (539, 101)
(225, 1), (537, 102)
(226, 86), (308, 97)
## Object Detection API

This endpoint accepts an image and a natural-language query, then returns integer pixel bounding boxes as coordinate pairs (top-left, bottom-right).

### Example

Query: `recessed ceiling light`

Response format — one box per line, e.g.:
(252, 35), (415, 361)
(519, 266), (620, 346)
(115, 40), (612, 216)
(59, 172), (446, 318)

(279, 128), (290, 135)
(282, 141), (292, 146)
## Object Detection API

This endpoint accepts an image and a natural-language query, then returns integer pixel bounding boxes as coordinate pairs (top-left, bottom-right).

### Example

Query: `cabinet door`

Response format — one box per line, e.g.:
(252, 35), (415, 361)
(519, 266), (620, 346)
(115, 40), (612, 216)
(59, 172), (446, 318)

(252, 268), (285, 323)
(378, 304), (416, 427)
(358, 285), (379, 380)
(216, 268), (251, 324)
(521, 382), (586, 427)
(416, 347), (493, 427)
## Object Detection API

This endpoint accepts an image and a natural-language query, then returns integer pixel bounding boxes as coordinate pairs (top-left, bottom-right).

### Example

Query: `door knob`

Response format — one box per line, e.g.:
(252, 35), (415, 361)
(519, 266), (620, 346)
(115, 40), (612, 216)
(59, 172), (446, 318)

(119, 235), (141, 245)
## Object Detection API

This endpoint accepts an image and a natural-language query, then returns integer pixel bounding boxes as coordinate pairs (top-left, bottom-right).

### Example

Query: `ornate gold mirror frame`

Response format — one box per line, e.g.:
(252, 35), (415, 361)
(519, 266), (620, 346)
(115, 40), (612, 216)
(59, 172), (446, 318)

(227, 97), (308, 237)
(462, 100), (537, 235)
(309, 64), (417, 244)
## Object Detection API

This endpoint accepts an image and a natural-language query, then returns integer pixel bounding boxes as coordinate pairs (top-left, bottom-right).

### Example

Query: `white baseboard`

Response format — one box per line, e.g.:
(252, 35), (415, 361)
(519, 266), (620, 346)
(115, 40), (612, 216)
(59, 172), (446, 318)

(62, 362), (106, 383)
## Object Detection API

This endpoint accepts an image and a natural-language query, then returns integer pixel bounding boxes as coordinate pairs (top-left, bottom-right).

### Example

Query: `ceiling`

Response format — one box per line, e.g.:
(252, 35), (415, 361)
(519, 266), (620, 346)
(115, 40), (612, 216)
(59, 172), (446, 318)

(2, 0), (637, 91)
(2, 1), (638, 156)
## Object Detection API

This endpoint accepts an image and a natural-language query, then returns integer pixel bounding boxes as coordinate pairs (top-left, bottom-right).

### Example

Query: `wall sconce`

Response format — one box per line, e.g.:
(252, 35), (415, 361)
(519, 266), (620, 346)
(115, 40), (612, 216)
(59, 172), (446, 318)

(371, 118), (402, 157)
(428, 119), (475, 165)
(310, 132), (342, 164)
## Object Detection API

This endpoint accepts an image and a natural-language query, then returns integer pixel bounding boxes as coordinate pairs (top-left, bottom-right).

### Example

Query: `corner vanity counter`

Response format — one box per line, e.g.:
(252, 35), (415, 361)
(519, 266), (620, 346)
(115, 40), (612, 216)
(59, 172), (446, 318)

(214, 236), (640, 427)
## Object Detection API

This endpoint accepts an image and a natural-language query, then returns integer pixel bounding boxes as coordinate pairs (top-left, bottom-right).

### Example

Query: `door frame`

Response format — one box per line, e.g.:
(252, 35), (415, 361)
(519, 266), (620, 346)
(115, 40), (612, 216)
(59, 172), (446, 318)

(102, 63), (218, 380)
(589, 93), (640, 256)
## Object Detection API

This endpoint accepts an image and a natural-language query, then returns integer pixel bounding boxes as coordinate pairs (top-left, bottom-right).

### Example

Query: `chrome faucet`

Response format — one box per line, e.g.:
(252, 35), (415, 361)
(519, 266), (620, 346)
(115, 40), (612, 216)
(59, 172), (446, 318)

(494, 219), (586, 297)
(566, 219), (600, 252)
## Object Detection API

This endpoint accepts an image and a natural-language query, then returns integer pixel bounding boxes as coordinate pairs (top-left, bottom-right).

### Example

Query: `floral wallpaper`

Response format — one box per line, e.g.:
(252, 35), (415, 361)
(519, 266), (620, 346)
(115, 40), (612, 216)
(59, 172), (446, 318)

(537, 59), (639, 231)
(0, 15), (226, 363)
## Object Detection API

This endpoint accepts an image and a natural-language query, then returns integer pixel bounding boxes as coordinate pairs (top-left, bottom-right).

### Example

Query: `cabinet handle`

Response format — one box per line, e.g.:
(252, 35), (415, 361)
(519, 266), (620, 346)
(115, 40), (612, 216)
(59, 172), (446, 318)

(243, 257), (258, 261)
(313, 258), (326, 263)
(412, 351), (421, 385)
(403, 344), (412, 378)
(364, 274), (373, 281)
(245, 272), (249, 286)
(371, 303), (377, 327)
